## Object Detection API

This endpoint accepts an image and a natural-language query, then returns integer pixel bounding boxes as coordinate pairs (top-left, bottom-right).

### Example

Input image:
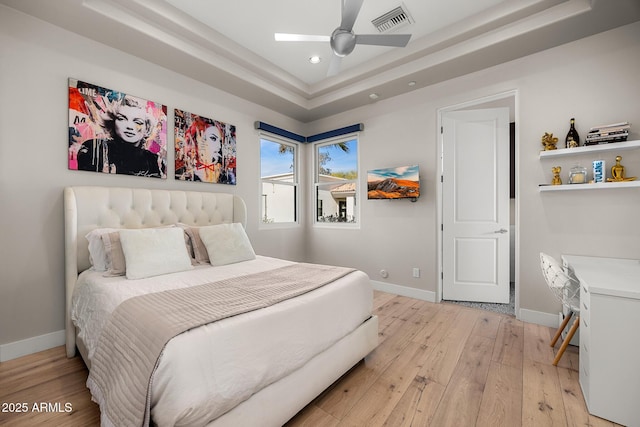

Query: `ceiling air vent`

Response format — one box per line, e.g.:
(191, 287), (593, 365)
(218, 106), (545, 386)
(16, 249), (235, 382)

(371, 5), (413, 33)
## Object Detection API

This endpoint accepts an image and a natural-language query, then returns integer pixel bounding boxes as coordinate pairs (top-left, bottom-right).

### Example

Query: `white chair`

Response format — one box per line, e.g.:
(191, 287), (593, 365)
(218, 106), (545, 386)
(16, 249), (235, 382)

(540, 252), (581, 366)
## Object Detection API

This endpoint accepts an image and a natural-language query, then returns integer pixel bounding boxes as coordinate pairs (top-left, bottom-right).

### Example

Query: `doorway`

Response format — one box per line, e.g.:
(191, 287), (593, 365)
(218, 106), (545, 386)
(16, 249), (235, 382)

(437, 91), (518, 314)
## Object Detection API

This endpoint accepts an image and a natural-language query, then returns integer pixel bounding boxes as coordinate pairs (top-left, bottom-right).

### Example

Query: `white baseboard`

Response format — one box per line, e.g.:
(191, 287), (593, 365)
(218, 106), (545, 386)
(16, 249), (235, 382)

(518, 308), (559, 328)
(373, 282), (561, 330)
(0, 307), (563, 362)
(0, 330), (65, 362)
(371, 280), (436, 303)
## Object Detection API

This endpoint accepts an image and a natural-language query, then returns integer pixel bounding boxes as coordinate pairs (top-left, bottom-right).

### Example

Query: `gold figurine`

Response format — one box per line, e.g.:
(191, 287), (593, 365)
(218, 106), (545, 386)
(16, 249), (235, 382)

(541, 132), (559, 151)
(607, 155), (637, 182)
(551, 166), (562, 185)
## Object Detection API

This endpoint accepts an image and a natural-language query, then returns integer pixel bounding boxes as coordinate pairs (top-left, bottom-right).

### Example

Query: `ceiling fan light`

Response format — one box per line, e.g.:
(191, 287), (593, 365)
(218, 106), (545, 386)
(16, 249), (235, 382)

(331, 28), (356, 57)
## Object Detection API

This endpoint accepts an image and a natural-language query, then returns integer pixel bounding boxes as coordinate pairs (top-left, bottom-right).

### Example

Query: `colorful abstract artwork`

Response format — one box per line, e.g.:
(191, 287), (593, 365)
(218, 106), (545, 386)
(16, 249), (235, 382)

(174, 109), (237, 185)
(68, 79), (167, 178)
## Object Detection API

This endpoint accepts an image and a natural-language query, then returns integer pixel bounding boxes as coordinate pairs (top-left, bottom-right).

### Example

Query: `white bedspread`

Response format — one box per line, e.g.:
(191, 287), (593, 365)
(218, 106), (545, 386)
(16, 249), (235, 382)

(71, 256), (372, 426)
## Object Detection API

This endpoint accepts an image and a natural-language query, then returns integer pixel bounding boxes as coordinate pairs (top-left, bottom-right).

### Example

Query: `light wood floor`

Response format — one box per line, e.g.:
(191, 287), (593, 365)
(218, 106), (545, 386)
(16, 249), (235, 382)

(0, 291), (619, 427)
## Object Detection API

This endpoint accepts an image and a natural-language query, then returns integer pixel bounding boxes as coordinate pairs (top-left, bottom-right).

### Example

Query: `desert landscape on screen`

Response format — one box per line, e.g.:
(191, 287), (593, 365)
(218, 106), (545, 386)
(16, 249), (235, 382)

(367, 165), (420, 199)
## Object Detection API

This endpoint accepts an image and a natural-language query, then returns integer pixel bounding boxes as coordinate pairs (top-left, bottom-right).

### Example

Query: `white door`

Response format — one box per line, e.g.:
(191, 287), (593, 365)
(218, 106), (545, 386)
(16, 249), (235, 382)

(442, 108), (510, 303)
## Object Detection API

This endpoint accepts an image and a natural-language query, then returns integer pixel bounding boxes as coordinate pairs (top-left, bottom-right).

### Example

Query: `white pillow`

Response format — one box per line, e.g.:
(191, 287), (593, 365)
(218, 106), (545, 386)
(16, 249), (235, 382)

(118, 227), (193, 280)
(199, 223), (256, 266)
(85, 228), (119, 271)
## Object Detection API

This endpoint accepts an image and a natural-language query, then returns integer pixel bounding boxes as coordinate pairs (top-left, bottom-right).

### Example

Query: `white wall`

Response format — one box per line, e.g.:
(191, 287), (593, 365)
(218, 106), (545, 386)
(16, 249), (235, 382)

(2, 2), (639, 359)
(305, 21), (640, 316)
(0, 5), (307, 357)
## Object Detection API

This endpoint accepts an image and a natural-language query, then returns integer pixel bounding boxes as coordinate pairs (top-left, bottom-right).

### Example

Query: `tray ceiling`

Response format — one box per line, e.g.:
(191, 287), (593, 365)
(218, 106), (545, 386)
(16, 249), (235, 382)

(2, 0), (639, 122)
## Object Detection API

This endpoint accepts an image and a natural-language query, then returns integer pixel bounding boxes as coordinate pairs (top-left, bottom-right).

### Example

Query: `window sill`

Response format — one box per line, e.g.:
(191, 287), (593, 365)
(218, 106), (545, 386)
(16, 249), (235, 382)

(313, 222), (360, 230)
(258, 222), (300, 230)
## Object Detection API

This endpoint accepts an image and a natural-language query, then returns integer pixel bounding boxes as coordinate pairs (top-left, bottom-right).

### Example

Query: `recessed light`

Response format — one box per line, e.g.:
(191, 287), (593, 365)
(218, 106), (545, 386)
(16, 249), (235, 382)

(309, 56), (321, 64)
(408, 81), (416, 87)
(369, 93), (379, 100)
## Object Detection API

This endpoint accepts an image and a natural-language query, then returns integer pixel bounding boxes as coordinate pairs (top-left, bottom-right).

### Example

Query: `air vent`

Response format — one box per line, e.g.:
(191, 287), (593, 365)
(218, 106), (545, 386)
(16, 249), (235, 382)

(371, 5), (413, 33)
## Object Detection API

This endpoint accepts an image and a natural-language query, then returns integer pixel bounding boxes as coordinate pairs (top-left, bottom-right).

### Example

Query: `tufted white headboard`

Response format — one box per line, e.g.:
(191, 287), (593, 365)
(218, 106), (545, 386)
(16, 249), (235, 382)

(63, 186), (247, 357)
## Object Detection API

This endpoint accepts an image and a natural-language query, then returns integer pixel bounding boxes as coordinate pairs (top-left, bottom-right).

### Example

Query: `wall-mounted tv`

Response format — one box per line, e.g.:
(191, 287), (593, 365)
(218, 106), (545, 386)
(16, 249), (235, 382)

(367, 165), (420, 200)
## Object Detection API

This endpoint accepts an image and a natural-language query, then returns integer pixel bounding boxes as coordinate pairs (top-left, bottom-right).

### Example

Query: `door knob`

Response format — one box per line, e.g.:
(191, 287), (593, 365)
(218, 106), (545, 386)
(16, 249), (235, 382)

(494, 228), (508, 234)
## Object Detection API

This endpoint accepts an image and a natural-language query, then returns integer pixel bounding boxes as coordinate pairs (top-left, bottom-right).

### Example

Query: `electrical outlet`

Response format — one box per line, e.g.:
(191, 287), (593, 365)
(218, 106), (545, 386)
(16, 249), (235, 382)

(412, 268), (420, 278)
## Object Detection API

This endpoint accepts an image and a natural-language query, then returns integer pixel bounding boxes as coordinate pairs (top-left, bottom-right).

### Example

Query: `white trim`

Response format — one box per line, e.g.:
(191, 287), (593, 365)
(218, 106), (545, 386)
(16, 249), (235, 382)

(371, 280), (436, 303)
(258, 222), (300, 230)
(259, 133), (300, 228)
(0, 308), (560, 362)
(0, 330), (65, 362)
(373, 279), (559, 329)
(436, 89), (519, 309)
(518, 308), (559, 328)
(312, 134), (360, 228)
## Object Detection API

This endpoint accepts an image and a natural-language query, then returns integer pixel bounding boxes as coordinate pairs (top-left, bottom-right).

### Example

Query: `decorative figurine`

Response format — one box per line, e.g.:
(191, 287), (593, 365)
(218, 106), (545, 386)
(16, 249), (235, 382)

(541, 132), (559, 151)
(551, 166), (562, 185)
(607, 155), (637, 182)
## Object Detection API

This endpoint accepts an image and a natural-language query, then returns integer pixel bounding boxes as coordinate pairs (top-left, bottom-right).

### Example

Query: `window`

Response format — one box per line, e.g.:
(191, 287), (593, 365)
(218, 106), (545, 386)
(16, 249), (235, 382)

(314, 137), (358, 225)
(260, 136), (298, 225)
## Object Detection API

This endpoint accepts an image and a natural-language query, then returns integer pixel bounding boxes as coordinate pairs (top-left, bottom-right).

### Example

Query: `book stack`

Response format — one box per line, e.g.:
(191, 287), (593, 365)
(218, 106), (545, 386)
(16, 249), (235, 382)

(585, 122), (630, 145)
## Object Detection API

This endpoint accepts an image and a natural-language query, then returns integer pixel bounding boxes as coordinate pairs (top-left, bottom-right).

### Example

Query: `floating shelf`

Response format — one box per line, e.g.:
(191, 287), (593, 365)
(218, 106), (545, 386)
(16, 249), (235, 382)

(539, 181), (640, 191)
(539, 139), (640, 159)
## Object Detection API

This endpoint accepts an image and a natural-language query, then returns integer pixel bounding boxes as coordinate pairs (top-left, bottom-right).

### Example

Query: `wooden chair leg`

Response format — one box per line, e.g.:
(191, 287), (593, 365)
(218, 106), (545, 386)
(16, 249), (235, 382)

(553, 315), (580, 366)
(551, 311), (573, 347)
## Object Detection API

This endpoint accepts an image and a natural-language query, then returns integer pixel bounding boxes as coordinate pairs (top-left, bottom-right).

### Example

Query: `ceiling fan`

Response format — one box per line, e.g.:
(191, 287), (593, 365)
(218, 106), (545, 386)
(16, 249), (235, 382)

(275, 0), (412, 76)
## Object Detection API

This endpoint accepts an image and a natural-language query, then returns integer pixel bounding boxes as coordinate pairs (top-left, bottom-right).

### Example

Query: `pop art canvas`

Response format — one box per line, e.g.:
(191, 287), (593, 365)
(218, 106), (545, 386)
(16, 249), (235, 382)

(68, 79), (167, 178)
(174, 109), (237, 185)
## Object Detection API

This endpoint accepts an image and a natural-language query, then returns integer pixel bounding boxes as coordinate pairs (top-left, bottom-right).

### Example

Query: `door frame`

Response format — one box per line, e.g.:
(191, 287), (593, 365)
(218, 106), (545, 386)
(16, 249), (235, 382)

(435, 90), (520, 317)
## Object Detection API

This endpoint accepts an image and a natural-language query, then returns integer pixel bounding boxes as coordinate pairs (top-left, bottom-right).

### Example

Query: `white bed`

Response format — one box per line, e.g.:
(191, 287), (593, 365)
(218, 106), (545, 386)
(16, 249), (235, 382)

(64, 186), (378, 427)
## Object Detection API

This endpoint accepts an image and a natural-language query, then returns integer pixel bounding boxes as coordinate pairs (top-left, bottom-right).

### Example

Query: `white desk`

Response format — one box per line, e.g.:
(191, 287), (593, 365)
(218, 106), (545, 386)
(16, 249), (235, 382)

(562, 255), (640, 427)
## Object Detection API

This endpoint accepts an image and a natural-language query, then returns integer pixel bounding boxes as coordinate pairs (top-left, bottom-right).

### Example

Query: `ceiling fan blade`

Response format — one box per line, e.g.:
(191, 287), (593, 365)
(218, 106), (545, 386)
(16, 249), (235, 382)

(274, 33), (330, 42)
(327, 54), (343, 77)
(340, 0), (364, 31)
(355, 33), (411, 47)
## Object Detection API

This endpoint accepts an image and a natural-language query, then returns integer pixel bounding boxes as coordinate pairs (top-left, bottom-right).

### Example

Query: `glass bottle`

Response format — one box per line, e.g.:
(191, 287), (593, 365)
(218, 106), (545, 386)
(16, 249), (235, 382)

(565, 118), (580, 148)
